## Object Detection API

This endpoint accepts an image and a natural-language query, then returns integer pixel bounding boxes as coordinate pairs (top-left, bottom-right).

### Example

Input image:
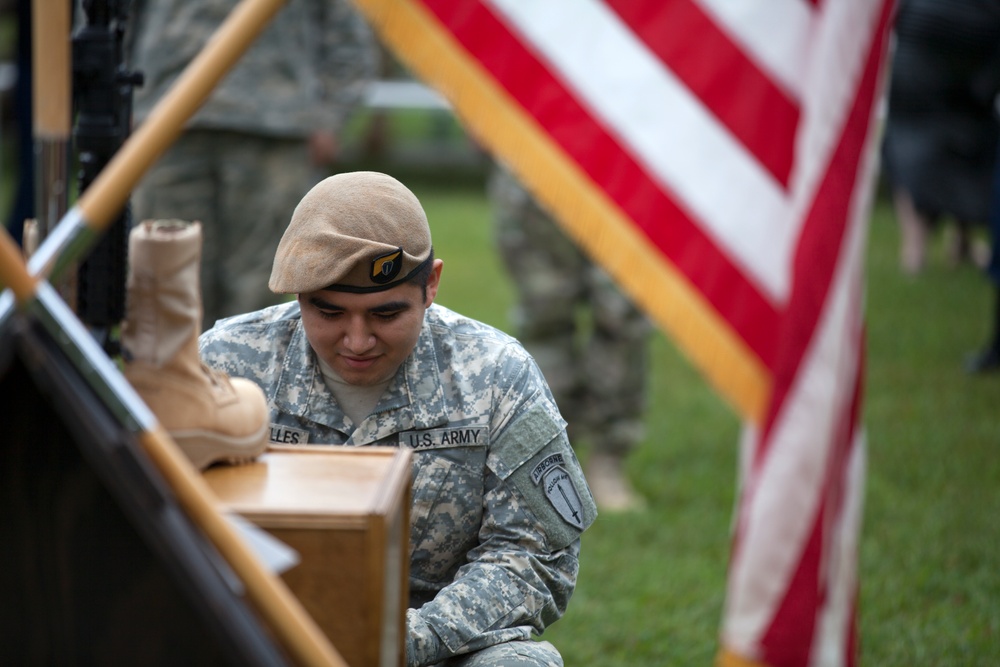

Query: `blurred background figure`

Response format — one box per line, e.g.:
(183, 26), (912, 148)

(966, 138), (1000, 373)
(488, 162), (652, 512)
(127, 0), (377, 329)
(880, 0), (1000, 275)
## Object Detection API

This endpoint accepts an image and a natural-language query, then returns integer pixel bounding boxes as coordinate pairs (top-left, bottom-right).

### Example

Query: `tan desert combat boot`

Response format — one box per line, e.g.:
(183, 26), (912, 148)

(122, 219), (268, 470)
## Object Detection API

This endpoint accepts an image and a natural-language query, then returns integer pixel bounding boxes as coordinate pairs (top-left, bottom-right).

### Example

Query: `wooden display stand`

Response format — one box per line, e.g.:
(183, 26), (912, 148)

(204, 445), (412, 667)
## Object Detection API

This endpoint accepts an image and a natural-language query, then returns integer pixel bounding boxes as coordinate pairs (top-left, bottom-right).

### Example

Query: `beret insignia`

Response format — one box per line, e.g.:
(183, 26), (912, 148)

(371, 248), (403, 284)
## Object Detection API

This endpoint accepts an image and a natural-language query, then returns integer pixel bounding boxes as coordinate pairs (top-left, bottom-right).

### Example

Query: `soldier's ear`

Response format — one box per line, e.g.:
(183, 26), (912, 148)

(425, 260), (443, 306)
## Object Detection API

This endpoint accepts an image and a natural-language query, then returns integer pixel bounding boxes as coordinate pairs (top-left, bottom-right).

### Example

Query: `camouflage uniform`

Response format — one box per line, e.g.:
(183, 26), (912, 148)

(488, 165), (652, 461)
(199, 301), (597, 667)
(127, 0), (376, 328)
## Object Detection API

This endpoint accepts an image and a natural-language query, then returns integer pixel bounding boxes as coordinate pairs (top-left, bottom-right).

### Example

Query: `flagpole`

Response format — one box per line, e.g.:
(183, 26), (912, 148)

(31, 0), (71, 240)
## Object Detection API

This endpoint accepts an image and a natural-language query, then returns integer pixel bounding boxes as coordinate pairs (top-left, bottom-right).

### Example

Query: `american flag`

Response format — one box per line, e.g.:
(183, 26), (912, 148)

(351, 1), (894, 664)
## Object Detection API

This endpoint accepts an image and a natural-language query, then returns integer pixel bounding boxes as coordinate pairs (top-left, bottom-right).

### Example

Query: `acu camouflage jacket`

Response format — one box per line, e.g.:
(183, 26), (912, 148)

(127, 0), (376, 138)
(199, 302), (597, 666)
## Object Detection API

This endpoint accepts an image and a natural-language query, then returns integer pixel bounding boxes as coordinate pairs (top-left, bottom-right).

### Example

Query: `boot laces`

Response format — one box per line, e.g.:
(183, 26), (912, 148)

(203, 362), (236, 394)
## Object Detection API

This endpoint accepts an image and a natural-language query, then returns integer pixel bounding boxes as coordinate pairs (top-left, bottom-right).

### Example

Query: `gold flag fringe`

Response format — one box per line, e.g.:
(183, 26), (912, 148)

(716, 647), (773, 667)
(351, 0), (770, 423)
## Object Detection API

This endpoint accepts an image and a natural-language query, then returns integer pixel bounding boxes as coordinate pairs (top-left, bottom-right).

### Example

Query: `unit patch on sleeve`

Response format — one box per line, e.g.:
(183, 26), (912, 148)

(531, 453), (585, 529)
(270, 423), (309, 445)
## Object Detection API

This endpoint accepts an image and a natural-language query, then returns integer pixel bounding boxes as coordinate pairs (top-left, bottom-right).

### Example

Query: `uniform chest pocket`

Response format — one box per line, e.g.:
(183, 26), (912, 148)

(406, 442), (487, 584)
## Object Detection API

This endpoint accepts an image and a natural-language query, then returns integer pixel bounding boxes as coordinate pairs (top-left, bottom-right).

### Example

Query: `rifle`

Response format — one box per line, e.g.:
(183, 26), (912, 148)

(71, 0), (143, 354)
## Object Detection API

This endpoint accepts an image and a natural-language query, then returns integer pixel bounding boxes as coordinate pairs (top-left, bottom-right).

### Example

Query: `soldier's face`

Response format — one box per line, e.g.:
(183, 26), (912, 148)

(298, 260), (442, 386)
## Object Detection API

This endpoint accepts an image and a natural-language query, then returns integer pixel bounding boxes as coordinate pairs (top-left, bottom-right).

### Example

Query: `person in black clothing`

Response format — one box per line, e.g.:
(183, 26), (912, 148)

(881, 0), (1000, 274)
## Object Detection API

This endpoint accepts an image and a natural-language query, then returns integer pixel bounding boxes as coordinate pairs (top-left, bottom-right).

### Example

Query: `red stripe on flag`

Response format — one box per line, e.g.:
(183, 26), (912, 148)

(421, 0), (780, 366)
(606, 0), (800, 188)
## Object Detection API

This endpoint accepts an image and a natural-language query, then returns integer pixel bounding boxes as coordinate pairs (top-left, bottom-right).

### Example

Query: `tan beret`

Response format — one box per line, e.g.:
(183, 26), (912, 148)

(269, 171), (432, 294)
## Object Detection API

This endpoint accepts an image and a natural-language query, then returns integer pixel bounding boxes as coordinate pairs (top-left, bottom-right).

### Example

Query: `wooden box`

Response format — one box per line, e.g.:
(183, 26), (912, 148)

(203, 445), (412, 667)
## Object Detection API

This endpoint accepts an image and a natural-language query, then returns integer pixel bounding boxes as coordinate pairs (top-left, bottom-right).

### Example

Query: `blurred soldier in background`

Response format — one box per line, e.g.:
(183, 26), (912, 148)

(489, 162), (652, 512)
(127, 0), (377, 329)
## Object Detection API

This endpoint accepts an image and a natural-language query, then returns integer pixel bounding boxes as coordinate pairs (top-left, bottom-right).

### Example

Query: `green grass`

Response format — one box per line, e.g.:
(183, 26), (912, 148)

(413, 178), (1000, 666)
(858, 204), (1000, 665)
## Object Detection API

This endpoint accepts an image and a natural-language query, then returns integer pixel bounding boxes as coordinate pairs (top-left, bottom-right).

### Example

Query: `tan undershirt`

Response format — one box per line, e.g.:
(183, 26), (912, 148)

(318, 357), (390, 428)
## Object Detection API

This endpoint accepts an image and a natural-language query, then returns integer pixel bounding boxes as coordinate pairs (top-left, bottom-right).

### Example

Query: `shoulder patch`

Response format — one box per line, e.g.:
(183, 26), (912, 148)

(531, 453), (585, 529)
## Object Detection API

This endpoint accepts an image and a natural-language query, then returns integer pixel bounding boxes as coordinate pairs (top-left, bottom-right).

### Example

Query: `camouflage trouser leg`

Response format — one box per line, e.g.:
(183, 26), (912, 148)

(489, 165), (651, 459)
(580, 264), (652, 459)
(489, 164), (588, 431)
(437, 640), (563, 667)
(131, 129), (314, 329)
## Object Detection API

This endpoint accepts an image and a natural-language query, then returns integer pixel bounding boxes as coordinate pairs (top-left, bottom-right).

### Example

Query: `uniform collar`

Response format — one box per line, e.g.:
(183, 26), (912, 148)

(351, 320), (448, 444)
